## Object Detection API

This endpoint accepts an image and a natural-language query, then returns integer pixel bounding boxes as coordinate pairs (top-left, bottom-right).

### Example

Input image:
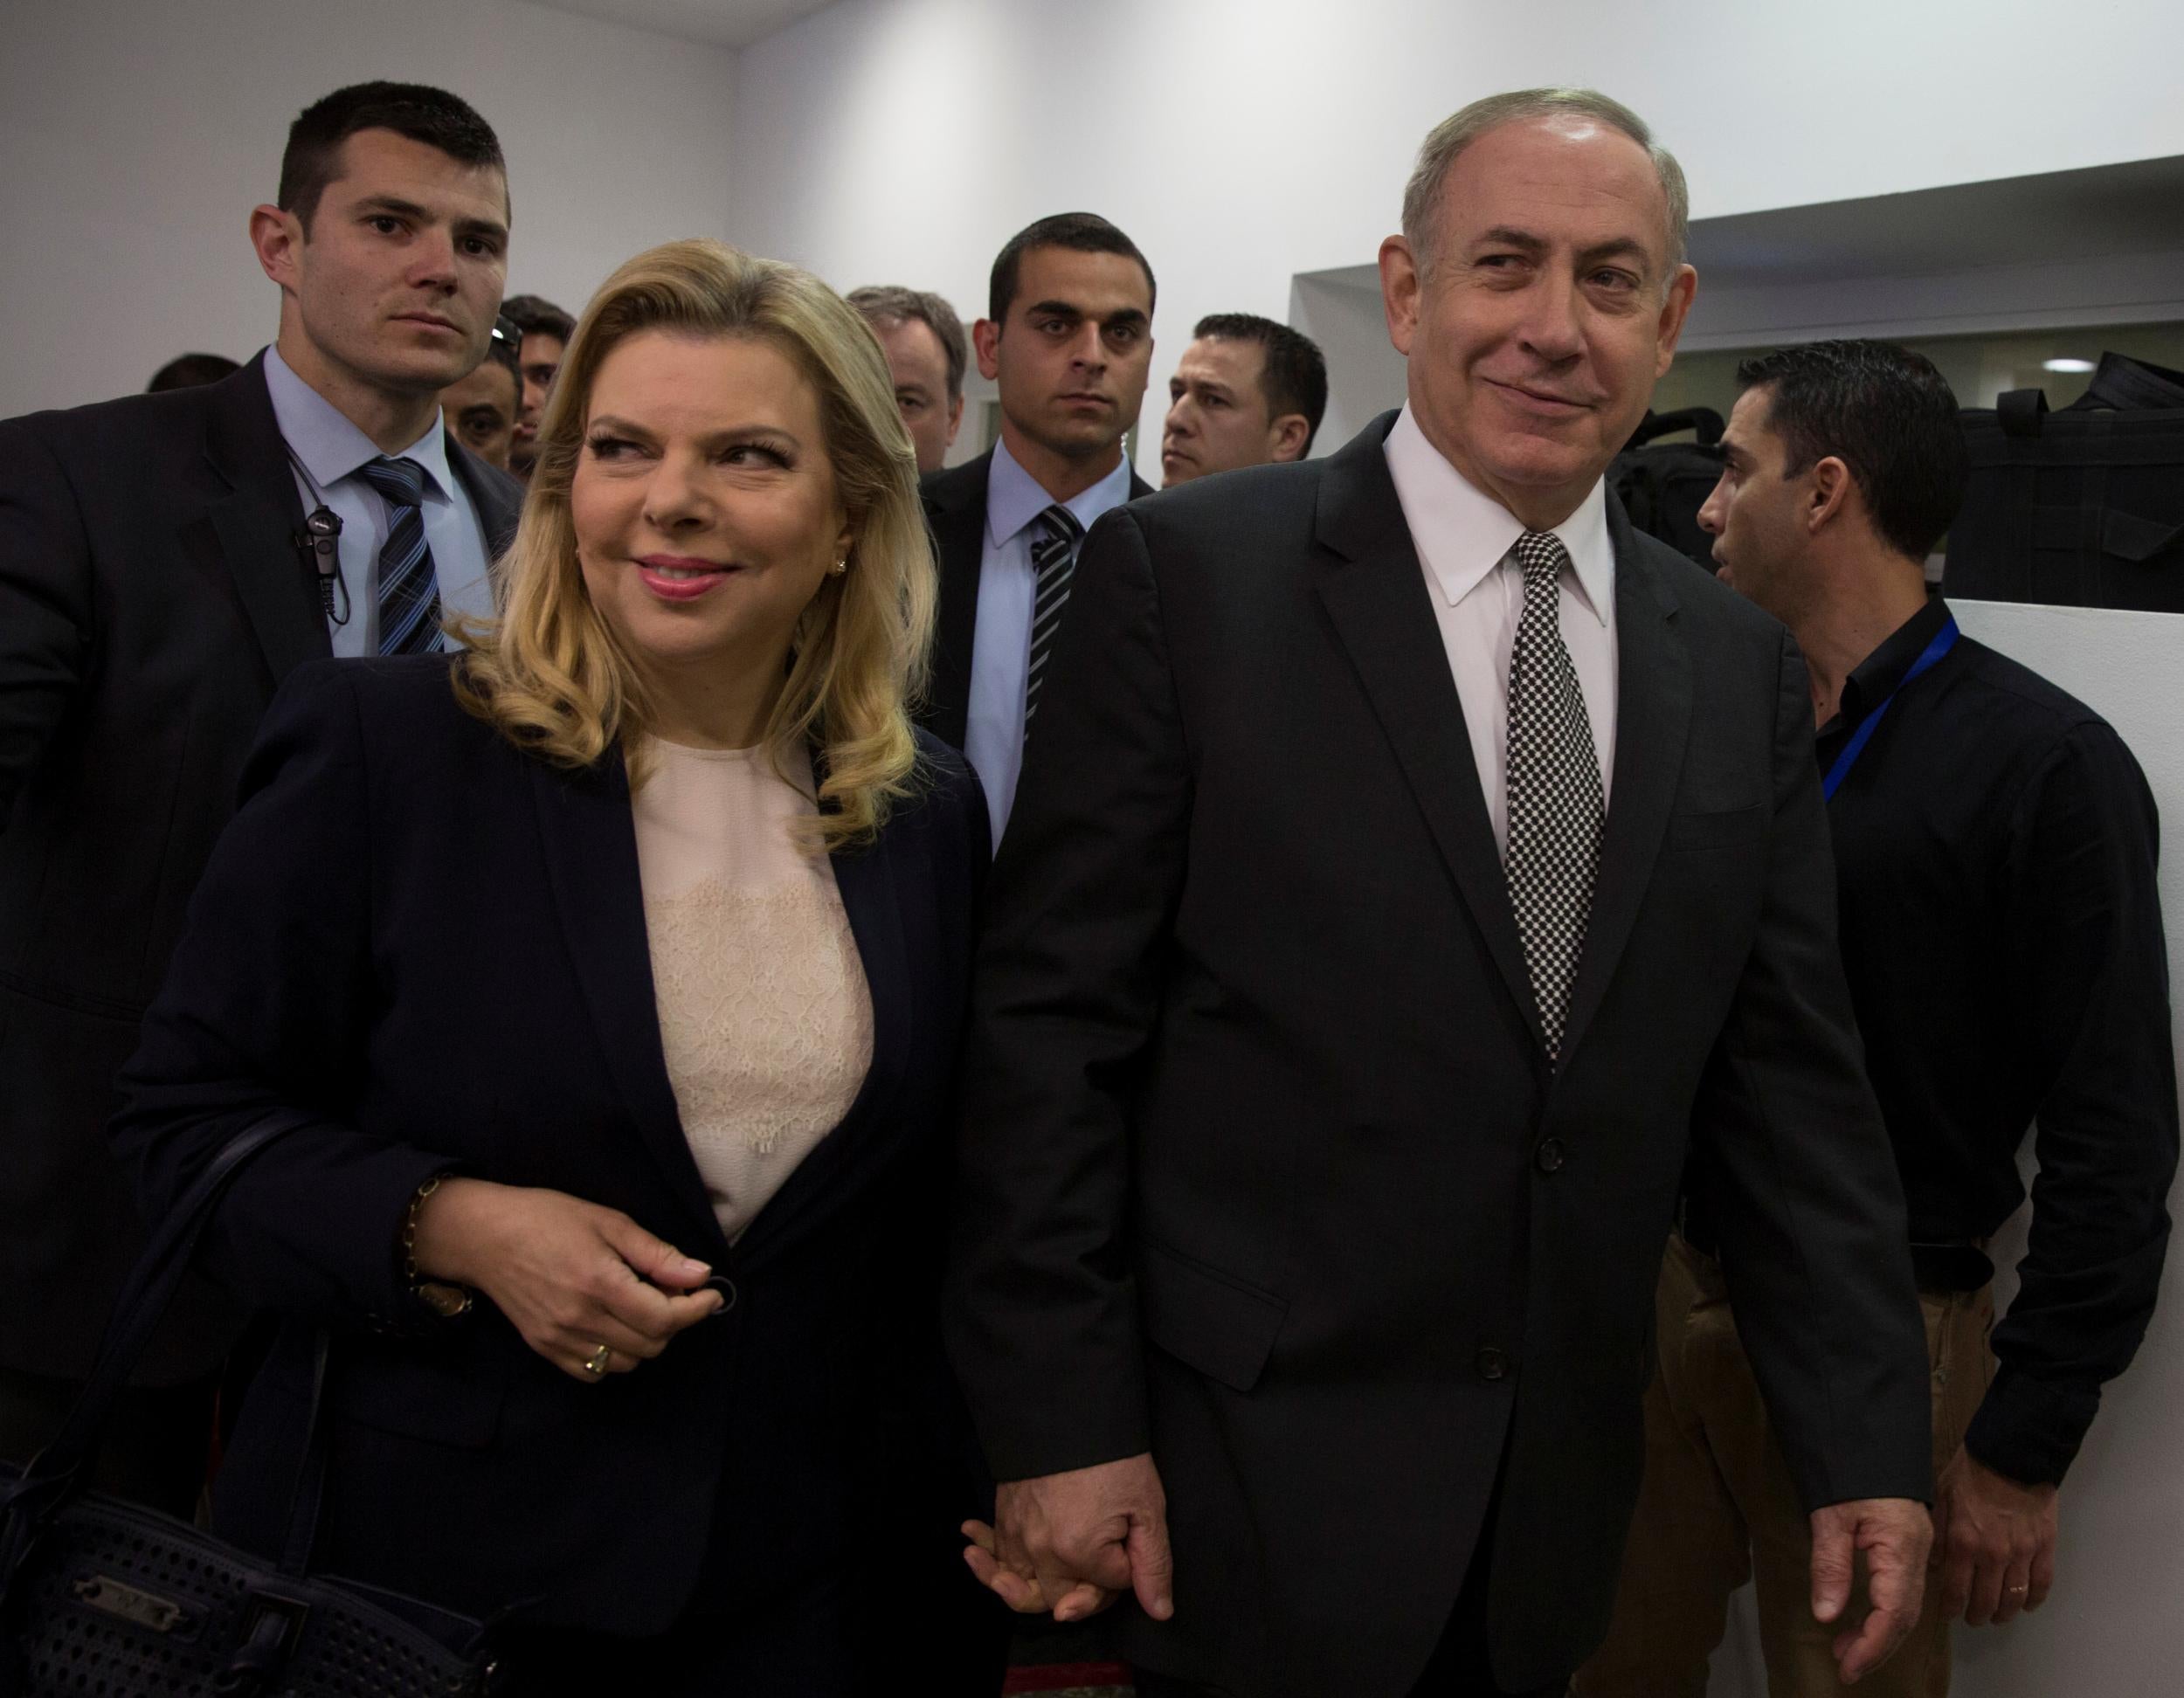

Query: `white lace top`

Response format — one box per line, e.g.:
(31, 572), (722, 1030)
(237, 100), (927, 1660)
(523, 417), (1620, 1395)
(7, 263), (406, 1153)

(632, 737), (874, 1241)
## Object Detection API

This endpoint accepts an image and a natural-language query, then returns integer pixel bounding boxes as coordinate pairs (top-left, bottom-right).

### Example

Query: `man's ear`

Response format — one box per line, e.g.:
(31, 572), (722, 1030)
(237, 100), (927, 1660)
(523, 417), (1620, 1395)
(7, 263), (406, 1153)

(1379, 235), (1422, 357)
(1806, 455), (1856, 536)
(972, 319), (1003, 383)
(945, 393), (964, 447)
(1269, 413), (1311, 464)
(1653, 263), (1699, 377)
(250, 204), (303, 293)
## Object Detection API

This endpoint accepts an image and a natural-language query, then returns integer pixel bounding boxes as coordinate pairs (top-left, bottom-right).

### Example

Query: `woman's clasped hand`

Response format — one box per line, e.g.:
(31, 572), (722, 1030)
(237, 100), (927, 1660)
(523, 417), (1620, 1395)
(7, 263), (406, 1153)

(410, 1178), (725, 1382)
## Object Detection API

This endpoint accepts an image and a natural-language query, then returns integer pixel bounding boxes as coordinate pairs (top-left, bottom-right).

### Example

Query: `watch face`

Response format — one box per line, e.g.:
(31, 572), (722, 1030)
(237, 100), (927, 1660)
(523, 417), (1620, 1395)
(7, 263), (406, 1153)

(416, 1281), (473, 1319)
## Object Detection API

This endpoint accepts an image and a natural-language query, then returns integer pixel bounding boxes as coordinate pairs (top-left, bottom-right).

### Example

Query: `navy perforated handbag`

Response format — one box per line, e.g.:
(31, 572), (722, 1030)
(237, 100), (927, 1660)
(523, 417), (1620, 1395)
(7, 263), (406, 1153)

(0, 1115), (502, 1695)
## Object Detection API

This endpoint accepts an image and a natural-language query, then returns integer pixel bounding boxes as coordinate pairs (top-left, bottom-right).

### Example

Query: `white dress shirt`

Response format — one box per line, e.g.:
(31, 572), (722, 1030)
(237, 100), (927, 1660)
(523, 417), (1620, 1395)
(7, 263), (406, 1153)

(1382, 404), (1618, 855)
(261, 344), (496, 657)
(964, 436), (1137, 846)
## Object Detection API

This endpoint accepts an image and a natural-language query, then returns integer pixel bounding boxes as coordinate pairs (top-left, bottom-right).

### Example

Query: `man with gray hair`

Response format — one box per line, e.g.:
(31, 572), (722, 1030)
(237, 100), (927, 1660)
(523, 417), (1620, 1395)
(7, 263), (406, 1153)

(848, 284), (968, 472)
(943, 86), (1933, 1696)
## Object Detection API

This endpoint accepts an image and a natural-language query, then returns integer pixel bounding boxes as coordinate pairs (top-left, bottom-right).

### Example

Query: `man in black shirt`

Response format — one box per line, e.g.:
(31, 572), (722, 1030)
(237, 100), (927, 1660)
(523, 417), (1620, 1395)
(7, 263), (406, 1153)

(1577, 340), (2176, 1697)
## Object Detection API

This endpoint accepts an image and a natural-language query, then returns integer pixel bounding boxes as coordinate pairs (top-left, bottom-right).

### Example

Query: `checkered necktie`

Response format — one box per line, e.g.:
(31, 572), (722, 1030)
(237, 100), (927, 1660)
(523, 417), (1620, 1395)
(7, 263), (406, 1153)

(1503, 528), (1605, 1062)
(1022, 504), (1084, 735)
(356, 456), (445, 656)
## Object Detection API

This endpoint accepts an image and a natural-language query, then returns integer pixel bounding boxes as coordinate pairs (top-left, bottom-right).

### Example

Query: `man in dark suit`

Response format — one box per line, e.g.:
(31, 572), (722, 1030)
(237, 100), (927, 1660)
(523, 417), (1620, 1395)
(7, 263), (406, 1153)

(0, 80), (521, 1513)
(848, 285), (970, 474)
(945, 88), (1935, 1697)
(917, 212), (1155, 846)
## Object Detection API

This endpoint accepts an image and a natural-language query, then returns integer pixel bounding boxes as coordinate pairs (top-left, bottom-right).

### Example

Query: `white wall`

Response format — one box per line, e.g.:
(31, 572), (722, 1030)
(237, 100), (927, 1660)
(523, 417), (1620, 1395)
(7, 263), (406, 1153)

(730, 0), (2184, 480)
(1289, 270), (1406, 459)
(0, 0), (741, 418)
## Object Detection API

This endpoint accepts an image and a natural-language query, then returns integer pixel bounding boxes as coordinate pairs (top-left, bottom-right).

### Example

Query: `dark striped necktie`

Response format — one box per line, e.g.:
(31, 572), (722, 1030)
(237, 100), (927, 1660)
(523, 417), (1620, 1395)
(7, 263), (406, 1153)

(1503, 528), (1605, 1063)
(1022, 503), (1084, 735)
(356, 456), (445, 656)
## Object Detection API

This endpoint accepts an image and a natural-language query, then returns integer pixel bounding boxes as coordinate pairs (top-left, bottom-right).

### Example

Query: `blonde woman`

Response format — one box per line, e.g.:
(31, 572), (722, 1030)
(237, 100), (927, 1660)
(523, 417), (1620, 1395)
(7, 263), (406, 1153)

(113, 241), (994, 1693)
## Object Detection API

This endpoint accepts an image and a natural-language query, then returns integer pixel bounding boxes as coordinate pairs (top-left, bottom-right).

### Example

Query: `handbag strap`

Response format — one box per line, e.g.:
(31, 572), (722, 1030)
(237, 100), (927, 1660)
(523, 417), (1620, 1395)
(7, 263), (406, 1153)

(279, 1333), (335, 1577)
(3, 1112), (313, 1522)
(1997, 387), (2049, 438)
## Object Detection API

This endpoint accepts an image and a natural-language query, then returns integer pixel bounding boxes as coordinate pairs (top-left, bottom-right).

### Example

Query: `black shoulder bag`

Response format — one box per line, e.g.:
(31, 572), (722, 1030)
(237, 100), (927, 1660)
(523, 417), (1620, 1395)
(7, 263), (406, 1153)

(1947, 354), (2184, 614)
(0, 1115), (501, 1695)
(1609, 406), (1727, 569)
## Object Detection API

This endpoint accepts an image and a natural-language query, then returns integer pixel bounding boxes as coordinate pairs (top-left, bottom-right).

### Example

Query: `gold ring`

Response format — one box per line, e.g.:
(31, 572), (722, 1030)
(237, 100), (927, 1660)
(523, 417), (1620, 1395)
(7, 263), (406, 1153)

(583, 1343), (612, 1378)
(2006, 1584), (2028, 1597)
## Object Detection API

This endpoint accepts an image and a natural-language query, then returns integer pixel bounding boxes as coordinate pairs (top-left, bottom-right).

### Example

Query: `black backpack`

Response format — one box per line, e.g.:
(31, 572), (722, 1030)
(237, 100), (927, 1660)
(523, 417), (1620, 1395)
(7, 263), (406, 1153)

(1946, 352), (2184, 612)
(1610, 407), (1725, 569)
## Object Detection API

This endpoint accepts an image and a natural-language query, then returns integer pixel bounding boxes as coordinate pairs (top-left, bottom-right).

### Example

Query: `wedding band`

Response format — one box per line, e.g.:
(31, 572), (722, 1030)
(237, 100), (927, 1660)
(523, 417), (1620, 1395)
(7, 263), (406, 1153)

(583, 1343), (612, 1377)
(2006, 1584), (2028, 1597)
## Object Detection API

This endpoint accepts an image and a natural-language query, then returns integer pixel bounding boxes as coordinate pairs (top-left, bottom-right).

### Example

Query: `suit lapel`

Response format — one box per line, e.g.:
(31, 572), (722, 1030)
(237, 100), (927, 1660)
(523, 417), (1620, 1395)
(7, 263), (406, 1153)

(1558, 511), (1691, 1061)
(528, 750), (724, 1249)
(198, 356), (328, 683)
(1311, 418), (1543, 1046)
(922, 452), (992, 750)
(446, 431), (524, 559)
(734, 817), (914, 1261)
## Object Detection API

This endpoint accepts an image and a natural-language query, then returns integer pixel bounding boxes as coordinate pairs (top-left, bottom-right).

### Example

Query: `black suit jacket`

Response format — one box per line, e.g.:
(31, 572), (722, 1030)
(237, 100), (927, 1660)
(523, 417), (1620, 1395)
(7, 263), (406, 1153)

(916, 446), (1154, 751)
(944, 415), (1932, 1695)
(111, 657), (988, 1632)
(0, 355), (520, 1384)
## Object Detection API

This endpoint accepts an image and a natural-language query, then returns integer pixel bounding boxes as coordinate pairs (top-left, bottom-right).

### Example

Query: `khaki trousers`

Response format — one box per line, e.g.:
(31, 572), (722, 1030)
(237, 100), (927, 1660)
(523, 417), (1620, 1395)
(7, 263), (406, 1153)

(1572, 1233), (1992, 1697)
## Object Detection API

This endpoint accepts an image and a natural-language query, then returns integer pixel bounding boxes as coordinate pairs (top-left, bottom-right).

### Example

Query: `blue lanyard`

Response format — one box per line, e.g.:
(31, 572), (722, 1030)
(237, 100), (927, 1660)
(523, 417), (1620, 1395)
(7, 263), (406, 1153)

(1821, 617), (1959, 802)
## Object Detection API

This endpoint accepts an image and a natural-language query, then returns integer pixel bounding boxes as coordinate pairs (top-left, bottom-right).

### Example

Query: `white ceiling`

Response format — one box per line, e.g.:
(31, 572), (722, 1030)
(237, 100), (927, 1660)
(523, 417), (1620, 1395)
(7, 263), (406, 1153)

(528, 0), (839, 50)
(1685, 156), (2184, 288)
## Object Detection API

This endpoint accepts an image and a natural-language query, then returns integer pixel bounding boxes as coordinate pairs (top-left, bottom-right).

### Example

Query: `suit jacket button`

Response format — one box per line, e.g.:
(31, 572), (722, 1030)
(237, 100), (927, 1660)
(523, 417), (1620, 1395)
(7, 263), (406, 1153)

(1476, 1346), (1509, 1381)
(1536, 1137), (1566, 1174)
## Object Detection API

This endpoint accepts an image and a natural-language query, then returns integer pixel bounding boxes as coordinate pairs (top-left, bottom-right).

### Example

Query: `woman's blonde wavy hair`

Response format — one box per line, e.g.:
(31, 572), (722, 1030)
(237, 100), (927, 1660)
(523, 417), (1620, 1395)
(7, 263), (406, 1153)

(453, 238), (935, 850)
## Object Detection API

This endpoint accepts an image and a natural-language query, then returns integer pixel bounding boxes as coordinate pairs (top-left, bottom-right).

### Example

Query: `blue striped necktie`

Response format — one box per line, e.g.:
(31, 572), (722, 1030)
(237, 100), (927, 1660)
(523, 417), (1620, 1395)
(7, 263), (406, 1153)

(1023, 503), (1084, 736)
(356, 456), (445, 656)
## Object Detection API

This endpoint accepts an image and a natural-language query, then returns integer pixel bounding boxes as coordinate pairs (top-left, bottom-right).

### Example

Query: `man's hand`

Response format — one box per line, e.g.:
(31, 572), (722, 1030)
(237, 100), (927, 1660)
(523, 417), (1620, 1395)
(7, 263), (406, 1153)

(962, 1453), (1174, 1625)
(1932, 1445), (2058, 1626)
(1809, 1496), (1932, 1683)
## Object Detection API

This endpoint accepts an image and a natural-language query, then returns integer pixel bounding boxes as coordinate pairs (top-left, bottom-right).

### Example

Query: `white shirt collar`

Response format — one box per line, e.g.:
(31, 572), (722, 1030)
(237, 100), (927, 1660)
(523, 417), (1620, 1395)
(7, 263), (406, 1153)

(1382, 404), (1613, 625)
(262, 342), (455, 505)
(985, 433), (1137, 549)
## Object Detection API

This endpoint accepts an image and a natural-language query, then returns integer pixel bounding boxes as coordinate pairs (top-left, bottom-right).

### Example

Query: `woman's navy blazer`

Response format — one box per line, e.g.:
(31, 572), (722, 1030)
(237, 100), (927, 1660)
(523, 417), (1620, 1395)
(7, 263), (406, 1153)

(110, 653), (988, 1633)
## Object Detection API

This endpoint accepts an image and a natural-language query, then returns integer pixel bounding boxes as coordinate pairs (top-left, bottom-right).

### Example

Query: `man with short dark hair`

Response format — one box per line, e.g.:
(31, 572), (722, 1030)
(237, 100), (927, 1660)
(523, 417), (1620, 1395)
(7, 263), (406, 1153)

(945, 92), (1933, 1697)
(850, 285), (968, 473)
(1578, 339), (2177, 1698)
(1159, 312), (1326, 487)
(918, 212), (1156, 842)
(148, 352), (241, 393)
(0, 79), (521, 1514)
(439, 325), (521, 469)
(500, 291), (574, 477)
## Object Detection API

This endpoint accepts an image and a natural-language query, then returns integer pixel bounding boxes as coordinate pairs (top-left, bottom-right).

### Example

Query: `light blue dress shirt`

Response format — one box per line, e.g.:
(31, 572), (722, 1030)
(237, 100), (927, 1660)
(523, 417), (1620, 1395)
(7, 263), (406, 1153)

(964, 438), (1137, 845)
(261, 344), (495, 657)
